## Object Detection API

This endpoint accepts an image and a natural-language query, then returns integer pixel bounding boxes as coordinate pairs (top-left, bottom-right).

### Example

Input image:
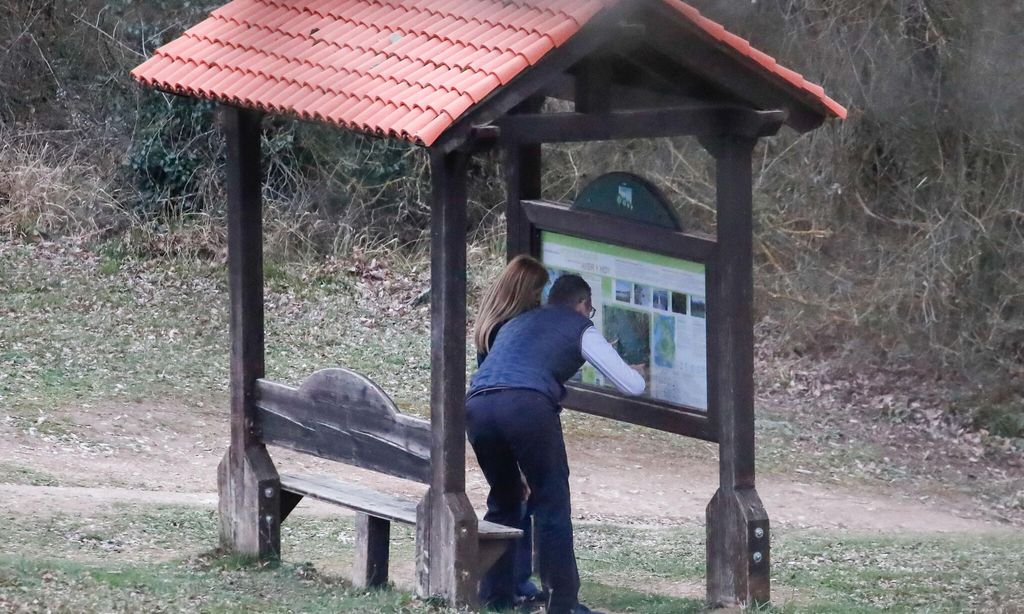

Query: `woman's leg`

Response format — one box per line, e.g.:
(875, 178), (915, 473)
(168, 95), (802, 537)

(513, 502), (541, 600)
(497, 392), (580, 614)
(466, 395), (525, 609)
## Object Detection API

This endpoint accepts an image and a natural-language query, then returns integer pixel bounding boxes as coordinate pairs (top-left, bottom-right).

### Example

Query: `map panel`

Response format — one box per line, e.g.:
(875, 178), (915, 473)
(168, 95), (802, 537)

(541, 231), (708, 411)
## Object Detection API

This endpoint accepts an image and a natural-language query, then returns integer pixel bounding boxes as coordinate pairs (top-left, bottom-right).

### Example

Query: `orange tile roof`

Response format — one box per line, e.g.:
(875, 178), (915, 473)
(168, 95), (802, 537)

(131, 0), (847, 146)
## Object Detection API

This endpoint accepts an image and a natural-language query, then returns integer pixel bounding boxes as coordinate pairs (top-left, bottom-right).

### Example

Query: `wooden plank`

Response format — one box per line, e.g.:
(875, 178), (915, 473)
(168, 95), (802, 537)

(495, 106), (785, 144)
(434, 2), (638, 152)
(477, 520), (522, 541)
(562, 386), (715, 442)
(522, 199), (716, 263)
(353, 514), (391, 588)
(281, 473), (519, 540)
(504, 97), (544, 259)
(279, 473), (419, 524)
(254, 369), (431, 484)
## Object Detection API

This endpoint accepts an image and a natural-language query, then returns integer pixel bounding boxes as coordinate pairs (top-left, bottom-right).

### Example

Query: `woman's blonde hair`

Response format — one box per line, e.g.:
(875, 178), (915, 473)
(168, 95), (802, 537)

(473, 255), (549, 353)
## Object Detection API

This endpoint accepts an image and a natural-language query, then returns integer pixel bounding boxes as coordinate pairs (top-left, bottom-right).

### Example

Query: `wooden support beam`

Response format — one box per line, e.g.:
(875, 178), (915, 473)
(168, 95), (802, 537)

(279, 490), (302, 523)
(504, 97), (544, 259)
(218, 104), (281, 563)
(353, 514), (392, 589)
(562, 387), (714, 440)
(415, 149), (479, 607)
(521, 199), (716, 263)
(224, 105), (265, 455)
(704, 135), (756, 491)
(496, 106), (785, 144)
(702, 134), (770, 607)
(428, 148), (469, 495)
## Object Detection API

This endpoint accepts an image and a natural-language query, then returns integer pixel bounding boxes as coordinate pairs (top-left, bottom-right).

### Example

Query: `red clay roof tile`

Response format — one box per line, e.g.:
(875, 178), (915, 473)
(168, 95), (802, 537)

(132, 0), (846, 146)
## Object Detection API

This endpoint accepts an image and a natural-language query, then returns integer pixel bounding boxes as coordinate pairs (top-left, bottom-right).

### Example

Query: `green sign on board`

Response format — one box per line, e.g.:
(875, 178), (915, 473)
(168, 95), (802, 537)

(572, 172), (681, 230)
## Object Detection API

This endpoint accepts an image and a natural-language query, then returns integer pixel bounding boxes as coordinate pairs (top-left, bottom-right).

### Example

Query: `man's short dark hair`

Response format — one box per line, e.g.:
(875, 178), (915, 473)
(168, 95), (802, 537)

(548, 274), (591, 306)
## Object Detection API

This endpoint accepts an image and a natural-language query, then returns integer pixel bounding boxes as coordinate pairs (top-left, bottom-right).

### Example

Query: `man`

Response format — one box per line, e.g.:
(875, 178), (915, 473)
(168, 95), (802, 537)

(466, 274), (645, 614)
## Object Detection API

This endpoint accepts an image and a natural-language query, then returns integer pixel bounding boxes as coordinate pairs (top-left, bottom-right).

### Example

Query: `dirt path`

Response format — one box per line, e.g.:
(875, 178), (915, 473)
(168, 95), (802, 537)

(1, 401), (1014, 535)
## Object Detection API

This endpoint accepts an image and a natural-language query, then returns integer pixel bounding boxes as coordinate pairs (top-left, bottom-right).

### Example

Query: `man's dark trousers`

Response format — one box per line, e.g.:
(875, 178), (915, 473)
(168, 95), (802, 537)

(466, 388), (579, 613)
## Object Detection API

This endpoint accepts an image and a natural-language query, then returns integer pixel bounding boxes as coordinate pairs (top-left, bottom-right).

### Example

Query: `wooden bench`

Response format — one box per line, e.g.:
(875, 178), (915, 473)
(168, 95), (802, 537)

(278, 473), (520, 587)
(253, 368), (522, 588)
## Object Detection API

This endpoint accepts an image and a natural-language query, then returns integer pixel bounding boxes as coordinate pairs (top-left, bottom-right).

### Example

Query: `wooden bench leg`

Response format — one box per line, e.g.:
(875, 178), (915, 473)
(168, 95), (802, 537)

(353, 513), (390, 588)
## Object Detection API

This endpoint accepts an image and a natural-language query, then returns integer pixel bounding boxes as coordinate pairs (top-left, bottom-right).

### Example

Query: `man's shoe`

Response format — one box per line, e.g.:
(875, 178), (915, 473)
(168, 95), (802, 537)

(570, 605), (606, 614)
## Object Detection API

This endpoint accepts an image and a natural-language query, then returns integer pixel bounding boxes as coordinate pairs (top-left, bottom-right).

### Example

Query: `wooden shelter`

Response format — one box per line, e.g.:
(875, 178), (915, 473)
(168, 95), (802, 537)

(132, 0), (845, 608)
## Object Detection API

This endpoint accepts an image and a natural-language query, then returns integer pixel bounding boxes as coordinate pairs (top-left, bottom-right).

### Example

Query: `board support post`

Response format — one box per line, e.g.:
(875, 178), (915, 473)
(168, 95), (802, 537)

(701, 133), (770, 607)
(218, 105), (281, 562)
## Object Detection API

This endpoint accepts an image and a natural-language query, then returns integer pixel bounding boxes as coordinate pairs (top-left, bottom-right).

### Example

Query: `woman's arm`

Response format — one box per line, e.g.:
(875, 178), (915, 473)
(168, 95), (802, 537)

(580, 326), (646, 396)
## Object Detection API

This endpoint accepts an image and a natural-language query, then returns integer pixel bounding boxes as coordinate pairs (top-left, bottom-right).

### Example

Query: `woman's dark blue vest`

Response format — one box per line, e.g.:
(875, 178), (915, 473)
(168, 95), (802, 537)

(468, 305), (593, 404)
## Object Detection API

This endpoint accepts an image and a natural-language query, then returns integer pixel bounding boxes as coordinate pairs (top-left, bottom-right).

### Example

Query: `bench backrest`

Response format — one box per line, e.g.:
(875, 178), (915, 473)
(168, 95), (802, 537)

(254, 368), (431, 483)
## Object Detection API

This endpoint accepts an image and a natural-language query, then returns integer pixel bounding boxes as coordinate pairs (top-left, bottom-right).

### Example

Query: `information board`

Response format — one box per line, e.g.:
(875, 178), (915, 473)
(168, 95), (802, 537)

(541, 231), (708, 412)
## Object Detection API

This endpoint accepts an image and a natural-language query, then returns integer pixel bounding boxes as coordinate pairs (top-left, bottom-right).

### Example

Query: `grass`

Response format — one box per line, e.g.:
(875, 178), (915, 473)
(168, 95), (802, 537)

(1, 504), (1022, 612)
(0, 463), (61, 486)
(0, 239), (436, 420)
(2, 238), (1023, 611)
(0, 238), (1010, 500)
(0, 554), (439, 613)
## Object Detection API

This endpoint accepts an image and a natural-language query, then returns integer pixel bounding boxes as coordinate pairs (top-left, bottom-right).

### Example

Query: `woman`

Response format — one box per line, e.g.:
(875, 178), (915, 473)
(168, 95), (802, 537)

(472, 254), (548, 606)
(474, 254), (549, 364)
(468, 271), (644, 614)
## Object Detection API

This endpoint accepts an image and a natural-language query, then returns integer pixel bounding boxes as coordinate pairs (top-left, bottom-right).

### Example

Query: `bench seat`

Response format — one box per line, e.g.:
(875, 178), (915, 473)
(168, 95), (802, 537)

(280, 473), (520, 540)
(279, 472), (522, 589)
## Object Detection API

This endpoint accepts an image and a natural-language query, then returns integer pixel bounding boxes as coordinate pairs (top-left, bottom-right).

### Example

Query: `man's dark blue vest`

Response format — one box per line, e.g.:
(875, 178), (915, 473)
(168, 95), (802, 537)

(469, 304), (593, 404)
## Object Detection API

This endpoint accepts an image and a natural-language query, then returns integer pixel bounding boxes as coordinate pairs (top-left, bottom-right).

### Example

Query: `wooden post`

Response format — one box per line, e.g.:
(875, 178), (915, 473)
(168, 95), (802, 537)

(415, 148), (479, 606)
(217, 105), (281, 562)
(353, 513), (391, 588)
(504, 97), (544, 259)
(702, 134), (770, 607)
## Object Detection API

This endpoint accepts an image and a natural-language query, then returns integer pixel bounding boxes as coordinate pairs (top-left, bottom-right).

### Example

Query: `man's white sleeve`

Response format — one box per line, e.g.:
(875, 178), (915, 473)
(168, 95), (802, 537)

(580, 326), (646, 396)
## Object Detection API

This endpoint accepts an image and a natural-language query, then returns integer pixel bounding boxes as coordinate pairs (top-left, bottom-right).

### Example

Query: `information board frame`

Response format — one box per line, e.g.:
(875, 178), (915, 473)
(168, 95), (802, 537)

(521, 199), (720, 442)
